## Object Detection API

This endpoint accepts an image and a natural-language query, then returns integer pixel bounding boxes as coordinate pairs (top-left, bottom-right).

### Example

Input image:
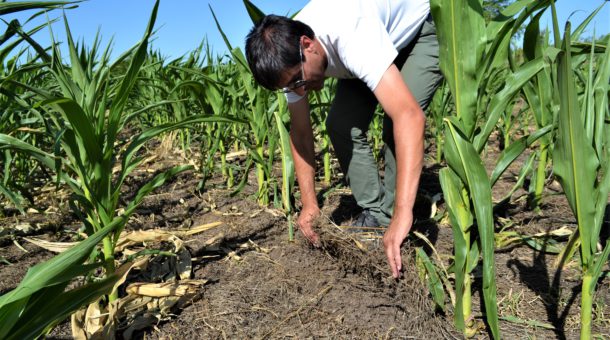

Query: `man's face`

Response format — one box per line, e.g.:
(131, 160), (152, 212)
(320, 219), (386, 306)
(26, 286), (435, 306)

(279, 39), (326, 96)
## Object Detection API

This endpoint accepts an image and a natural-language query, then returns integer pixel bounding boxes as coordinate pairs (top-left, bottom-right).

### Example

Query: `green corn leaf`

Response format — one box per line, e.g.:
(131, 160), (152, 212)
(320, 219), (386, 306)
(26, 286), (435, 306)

(416, 247), (446, 312)
(523, 9), (545, 62)
(553, 23), (599, 263)
(209, 4), (234, 53)
(474, 58), (547, 153)
(171, 79), (225, 116)
(42, 97), (102, 163)
(9, 21), (51, 63)
(0, 296), (28, 339)
(0, 19), (51, 63)
(496, 152), (536, 205)
(549, 0), (561, 49)
(591, 242), (610, 281)
(0, 1), (78, 15)
(572, 2), (608, 42)
(116, 114), (244, 196)
(592, 28), (610, 157)
(5, 269), (121, 340)
(107, 0), (159, 144)
(62, 13), (88, 97)
(484, 0), (552, 79)
(444, 119), (499, 339)
(0, 182), (24, 213)
(439, 167), (469, 330)
(273, 109), (294, 213)
(490, 124), (552, 186)
(0, 133), (56, 170)
(430, 0), (485, 138)
(0, 220), (125, 338)
(243, 0), (265, 24)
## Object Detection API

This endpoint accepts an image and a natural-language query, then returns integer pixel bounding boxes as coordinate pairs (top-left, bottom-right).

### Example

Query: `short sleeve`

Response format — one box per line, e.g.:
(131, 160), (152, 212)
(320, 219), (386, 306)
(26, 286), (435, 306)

(341, 17), (398, 91)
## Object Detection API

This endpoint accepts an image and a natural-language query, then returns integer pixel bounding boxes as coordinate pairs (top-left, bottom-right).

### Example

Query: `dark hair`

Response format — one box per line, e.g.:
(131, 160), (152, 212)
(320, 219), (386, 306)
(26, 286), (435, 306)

(245, 15), (315, 90)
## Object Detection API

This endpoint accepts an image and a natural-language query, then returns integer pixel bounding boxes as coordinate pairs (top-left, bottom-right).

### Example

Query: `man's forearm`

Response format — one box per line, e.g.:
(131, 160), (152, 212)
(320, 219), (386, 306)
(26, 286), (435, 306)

(290, 132), (318, 209)
(392, 111), (425, 219)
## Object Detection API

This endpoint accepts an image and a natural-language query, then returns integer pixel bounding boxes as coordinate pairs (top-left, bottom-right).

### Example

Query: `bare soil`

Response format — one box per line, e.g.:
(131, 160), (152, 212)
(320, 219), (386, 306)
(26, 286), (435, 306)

(1, 135), (609, 339)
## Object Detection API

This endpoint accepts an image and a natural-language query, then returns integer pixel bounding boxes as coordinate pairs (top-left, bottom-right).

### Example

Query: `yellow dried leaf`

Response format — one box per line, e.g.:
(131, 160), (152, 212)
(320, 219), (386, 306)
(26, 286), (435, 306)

(23, 237), (77, 253)
(126, 280), (206, 297)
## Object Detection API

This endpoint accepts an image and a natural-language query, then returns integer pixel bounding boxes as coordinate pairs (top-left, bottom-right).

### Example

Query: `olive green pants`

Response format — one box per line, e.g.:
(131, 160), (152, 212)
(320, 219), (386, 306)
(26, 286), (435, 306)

(325, 15), (442, 226)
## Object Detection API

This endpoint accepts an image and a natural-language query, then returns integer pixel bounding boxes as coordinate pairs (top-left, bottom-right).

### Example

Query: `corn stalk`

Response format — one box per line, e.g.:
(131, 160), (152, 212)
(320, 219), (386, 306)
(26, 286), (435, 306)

(552, 21), (610, 340)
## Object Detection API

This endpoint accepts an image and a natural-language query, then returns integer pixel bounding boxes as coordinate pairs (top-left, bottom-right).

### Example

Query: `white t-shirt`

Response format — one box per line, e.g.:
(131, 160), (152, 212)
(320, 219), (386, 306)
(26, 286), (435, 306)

(286, 0), (430, 103)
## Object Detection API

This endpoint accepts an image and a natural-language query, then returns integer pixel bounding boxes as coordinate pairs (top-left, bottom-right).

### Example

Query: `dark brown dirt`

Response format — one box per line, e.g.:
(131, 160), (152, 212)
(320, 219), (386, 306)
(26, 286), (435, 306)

(1, 135), (609, 339)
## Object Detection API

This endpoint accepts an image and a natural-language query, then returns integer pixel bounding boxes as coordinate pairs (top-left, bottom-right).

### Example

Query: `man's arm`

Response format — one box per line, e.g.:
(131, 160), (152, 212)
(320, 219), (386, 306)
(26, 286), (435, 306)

(288, 96), (321, 245)
(373, 64), (425, 279)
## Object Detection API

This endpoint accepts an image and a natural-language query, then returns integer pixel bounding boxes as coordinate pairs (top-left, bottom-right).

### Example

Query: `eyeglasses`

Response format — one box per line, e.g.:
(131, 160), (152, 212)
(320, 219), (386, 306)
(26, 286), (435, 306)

(282, 43), (307, 93)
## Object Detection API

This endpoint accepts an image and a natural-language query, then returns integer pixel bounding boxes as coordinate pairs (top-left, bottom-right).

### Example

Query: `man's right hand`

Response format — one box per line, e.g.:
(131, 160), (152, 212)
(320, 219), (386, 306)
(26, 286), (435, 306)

(297, 205), (321, 246)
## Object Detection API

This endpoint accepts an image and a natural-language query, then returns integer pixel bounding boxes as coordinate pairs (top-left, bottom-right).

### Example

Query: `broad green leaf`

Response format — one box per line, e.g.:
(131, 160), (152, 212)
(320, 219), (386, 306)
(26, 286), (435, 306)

(0, 133), (56, 170)
(444, 119), (499, 339)
(243, 0), (265, 24)
(6, 271), (121, 340)
(553, 23), (599, 263)
(0, 1), (78, 15)
(439, 167), (469, 330)
(474, 58), (546, 152)
(430, 0), (485, 137)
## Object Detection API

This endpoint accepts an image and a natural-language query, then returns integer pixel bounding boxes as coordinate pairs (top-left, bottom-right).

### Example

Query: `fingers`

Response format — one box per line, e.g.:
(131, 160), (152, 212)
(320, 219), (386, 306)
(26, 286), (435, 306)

(384, 241), (402, 278)
(393, 243), (402, 275)
(383, 229), (404, 279)
(300, 226), (320, 247)
(297, 214), (321, 247)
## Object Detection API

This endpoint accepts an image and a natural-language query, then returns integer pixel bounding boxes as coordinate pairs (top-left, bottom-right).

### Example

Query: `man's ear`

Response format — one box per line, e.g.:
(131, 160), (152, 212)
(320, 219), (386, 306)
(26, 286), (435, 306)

(302, 36), (316, 54)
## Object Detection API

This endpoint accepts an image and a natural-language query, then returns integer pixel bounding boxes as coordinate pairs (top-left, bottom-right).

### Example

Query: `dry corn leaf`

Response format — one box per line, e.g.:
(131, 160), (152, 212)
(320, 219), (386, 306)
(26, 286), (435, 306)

(125, 279), (207, 297)
(23, 237), (77, 253)
(240, 239), (271, 254)
(71, 301), (115, 340)
(115, 230), (183, 252)
(83, 302), (109, 336)
(15, 222), (35, 233)
(120, 295), (153, 315)
(71, 309), (88, 340)
(430, 193), (442, 219)
(71, 263), (134, 340)
(174, 221), (223, 237)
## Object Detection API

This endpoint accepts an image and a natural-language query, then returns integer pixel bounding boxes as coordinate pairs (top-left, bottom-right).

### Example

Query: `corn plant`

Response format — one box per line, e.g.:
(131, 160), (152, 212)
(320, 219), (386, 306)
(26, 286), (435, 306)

(427, 79), (450, 163)
(521, 16), (556, 211)
(2, 0), (241, 308)
(237, 1), (299, 240)
(552, 22), (610, 340)
(166, 54), (249, 191)
(214, 3), (301, 209)
(0, 220), (126, 340)
(310, 79), (336, 185)
(431, 0), (557, 337)
(0, 5), (73, 212)
(274, 97), (296, 240)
